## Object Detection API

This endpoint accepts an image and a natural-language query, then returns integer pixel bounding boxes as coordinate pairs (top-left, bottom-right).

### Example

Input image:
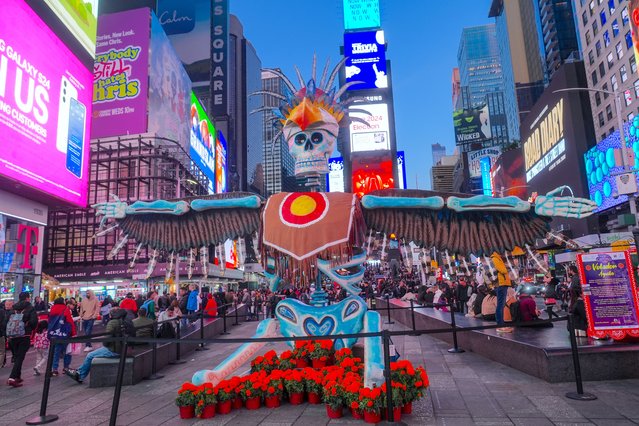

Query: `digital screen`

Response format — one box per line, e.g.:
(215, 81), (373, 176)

(397, 150), (406, 190)
(523, 99), (566, 183)
(491, 149), (527, 198)
(348, 103), (391, 152)
(480, 157), (492, 196)
(466, 147), (501, 178)
(43, 0), (99, 57)
(327, 151), (405, 192)
(344, 30), (387, 91)
(453, 105), (491, 145)
(92, 8), (150, 139)
(343, 0), (380, 30)
(351, 152), (394, 198)
(189, 92), (216, 188)
(0, 0), (93, 207)
(216, 130), (227, 193)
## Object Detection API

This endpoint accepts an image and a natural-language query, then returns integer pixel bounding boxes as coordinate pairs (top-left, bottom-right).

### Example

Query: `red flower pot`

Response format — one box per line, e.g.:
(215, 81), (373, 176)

(245, 396), (261, 410)
(391, 407), (402, 421)
(307, 392), (321, 404)
(364, 410), (382, 424)
(289, 392), (304, 405)
(178, 405), (195, 419)
(265, 396), (281, 408)
(232, 396), (243, 409)
(312, 359), (327, 369)
(217, 400), (232, 415)
(326, 405), (343, 419)
(402, 402), (412, 415)
(199, 404), (216, 419)
(296, 359), (309, 368)
(351, 408), (364, 419)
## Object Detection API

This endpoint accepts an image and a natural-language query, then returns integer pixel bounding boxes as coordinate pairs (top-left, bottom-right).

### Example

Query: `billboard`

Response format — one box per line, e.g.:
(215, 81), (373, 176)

(490, 149), (526, 198)
(480, 157), (492, 196)
(190, 92), (216, 187)
(210, 0), (229, 116)
(351, 152), (395, 198)
(156, 0), (211, 86)
(523, 99), (566, 182)
(0, 0), (93, 207)
(216, 130), (228, 193)
(466, 147), (501, 178)
(348, 103), (390, 152)
(327, 151), (406, 192)
(397, 150), (407, 190)
(343, 0), (380, 30)
(148, 12), (191, 148)
(43, 0), (99, 57)
(453, 105), (491, 145)
(344, 30), (387, 91)
(630, 0), (639, 67)
(92, 8), (150, 139)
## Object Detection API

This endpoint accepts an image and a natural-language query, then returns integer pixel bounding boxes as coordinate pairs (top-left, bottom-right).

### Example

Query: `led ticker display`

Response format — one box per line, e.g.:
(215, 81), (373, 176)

(189, 92), (216, 189)
(343, 0), (380, 30)
(215, 130), (227, 193)
(344, 30), (387, 91)
(348, 103), (390, 152)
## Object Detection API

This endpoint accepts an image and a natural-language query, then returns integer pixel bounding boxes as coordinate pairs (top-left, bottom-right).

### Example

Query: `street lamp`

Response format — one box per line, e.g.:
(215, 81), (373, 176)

(552, 87), (638, 225)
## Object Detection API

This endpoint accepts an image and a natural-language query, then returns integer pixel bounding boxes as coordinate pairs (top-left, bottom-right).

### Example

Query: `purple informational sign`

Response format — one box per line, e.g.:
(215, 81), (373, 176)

(91, 8), (150, 139)
(0, 0), (93, 207)
(578, 251), (639, 339)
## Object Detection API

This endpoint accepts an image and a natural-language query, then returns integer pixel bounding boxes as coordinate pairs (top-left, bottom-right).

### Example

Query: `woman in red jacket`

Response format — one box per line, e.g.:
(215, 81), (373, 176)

(48, 297), (77, 376)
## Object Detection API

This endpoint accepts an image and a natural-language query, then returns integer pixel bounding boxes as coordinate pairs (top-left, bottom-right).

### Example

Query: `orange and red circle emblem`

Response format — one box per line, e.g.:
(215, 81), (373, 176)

(279, 193), (328, 227)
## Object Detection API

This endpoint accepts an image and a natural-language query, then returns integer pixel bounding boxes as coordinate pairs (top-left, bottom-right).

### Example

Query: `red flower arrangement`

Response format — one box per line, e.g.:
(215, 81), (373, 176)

(303, 367), (324, 403)
(357, 385), (385, 414)
(194, 383), (217, 418)
(175, 382), (199, 407)
(278, 350), (296, 370)
(334, 347), (354, 364)
(251, 349), (280, 373)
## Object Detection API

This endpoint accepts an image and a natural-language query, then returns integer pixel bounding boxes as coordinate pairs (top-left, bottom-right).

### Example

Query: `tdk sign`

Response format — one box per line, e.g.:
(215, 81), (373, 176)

(344, 30), (387, 91)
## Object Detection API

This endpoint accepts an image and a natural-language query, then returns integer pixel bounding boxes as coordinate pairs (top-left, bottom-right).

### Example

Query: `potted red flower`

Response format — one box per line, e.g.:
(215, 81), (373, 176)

(214, 379), (236, 415)
(238, 372), (266, 410)
(175, 382), (199, 419)
(264, 370), (285, 408)
(381, 381), (406, 421)
(307, 340), (334, 368)
(322, 369), (345, 419)
(292, 340), (311, 367)
(334, 347), (354, 364)
(282, 369), (305, 404)
(358, 386), (385, 424)
(303, 368), (323, 404)
(341, 372), (363, 419)
(251, 349), (280, 373)
(391, 360), (429, 414)
(195, 384), (217, 419)
(278, 349), (296, 370)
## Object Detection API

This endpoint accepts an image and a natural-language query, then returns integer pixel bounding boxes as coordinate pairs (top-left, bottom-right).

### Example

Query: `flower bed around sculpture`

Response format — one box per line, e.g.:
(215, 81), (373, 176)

(175, 341), (429, 423)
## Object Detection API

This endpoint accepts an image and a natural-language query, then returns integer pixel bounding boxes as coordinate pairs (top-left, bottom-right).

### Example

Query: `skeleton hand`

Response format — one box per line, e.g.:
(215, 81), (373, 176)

(534, 186), (597, 218)
(92, 195), (128, 219)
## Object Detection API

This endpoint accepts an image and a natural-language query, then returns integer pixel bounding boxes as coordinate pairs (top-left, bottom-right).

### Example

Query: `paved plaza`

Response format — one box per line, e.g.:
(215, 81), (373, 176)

(0, 320), (638, 426)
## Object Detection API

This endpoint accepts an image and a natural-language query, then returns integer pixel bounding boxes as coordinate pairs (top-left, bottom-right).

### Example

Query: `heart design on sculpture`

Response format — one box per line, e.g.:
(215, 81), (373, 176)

(303, 316), (336, 336)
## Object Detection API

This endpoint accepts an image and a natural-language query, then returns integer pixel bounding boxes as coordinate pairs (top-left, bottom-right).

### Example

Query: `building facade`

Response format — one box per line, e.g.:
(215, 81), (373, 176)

(538, 0), (581, 81)
(431, 143), (447, 166)
(431, 154), (464, 193)
(575, 0), (636, 141)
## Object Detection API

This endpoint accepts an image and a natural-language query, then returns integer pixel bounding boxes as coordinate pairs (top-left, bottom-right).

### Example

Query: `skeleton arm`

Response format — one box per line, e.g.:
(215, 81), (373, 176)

(362, 195), (445, 210)
(534, 186), (597, 218)
(447, 195), (531, 213)
(93, 196), (190, 219)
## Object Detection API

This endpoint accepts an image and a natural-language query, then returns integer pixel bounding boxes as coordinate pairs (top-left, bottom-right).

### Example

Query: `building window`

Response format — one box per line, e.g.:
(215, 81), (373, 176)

(625, 90), (632, 106)
(622, 7), (629, 26)
(608, 0), (615, 14)
(629, 112), (636, 122)
(595, 91), (602, 106)
(590, 0), (595, 15)
(588, 50), (595, 65)
(606, 104), (614, 120)
(593, 20), (599, 36)
(582, 10), (589, 25)
(604, 30), (611, 47)
(621, 64), (628, 83)
(600, 10), (607, 26)
(612, 74), (619, 90)
(607, 52), (614, 69)
(598, 112), (605, 127)
(592, 70), (599, 85)
(603, 83), (610, 98)
(596, 40), (602, 56)
(617, 42), (624, 59)
(600, 61), (607, 77)
(631, 55), (637, 73)
(613, 19), (620, 37)
(626, 31), (633, 49)
(634, 79), (639, 97)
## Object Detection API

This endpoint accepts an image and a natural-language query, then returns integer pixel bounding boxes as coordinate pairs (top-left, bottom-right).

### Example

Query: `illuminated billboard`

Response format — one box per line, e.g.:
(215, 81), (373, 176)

(467, 147), (501, 178)
(491, 150), (526, 198)
(216, 130), (228, 193)
(190, 92), (216, 187)
(480, 157), (492, 196)
(351, 152), (395, 198)
(344, 30), (387, 91)
(523, 99), (566, 183)
(43, 0), (99, 57)
(631, 0), (639, 67)
(343, 0), (380, 30)
(453, 105), (491, 145)
(0, 0), (93, 207)
(397, 150), (407, 190)
(348, 103), (390, 152)
(327, 151), (405, 192)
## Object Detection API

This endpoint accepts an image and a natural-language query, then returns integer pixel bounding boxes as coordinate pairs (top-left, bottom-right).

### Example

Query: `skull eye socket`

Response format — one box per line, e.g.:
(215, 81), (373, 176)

(294, 133), (307, 145)
(311, 132), (323, 144)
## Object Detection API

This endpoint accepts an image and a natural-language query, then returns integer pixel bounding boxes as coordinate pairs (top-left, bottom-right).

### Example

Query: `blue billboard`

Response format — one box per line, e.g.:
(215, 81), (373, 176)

(343, 0), (380, 30)
(216, 130), (228, 193)
(344, 30), (387, 91)
(480, 157), (492, 196)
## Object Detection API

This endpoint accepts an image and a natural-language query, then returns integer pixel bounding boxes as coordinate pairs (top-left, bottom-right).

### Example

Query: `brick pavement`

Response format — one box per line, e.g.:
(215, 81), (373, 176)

(1, 320), (638, 425)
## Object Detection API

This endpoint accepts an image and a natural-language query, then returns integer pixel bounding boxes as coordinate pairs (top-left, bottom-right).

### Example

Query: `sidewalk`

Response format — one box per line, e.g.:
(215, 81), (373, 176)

(0, 320), (638, 425)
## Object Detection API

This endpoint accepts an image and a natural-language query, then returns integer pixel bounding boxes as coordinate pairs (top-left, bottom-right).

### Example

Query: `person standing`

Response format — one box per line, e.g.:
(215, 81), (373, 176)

(80, 290), (100, 351)
(33, 296), (47, 313)
(6, 292), (38, 387)
(48, 297), (77, 376)
(0, 301), (7, 368)
(119, 292), (138, 316)
(543, 273), (560, 319)
(455, 279), (470, 313)
(32, 320), (49, 376)
(491, 253), (512, 332)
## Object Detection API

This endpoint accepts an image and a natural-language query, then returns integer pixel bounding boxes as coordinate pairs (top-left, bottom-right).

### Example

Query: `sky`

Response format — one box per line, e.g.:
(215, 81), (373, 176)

(230, 0), (494, 189)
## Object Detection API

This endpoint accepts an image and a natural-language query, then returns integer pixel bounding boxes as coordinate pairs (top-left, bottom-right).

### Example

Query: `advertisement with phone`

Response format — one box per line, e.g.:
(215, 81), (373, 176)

(66, 98), (86, 178)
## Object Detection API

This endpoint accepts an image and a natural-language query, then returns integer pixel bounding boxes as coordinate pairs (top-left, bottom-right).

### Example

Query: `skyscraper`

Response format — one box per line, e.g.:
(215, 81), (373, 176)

(537, 0), (580, 82)
(457, 24), (519, 148)
(432, 143), (447, 166)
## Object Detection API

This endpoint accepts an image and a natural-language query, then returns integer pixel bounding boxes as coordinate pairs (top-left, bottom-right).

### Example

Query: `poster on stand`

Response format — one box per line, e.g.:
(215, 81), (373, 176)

(577, 251), (639, 340)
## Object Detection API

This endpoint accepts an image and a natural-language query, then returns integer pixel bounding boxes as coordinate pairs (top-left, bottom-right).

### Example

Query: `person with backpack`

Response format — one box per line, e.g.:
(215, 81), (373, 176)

(32, 320), (49, 376)
(48, 297), (77, 376)
(6, 292), (38, 387)
(139, 291), (157, 320)
(66, 306), (133, 384)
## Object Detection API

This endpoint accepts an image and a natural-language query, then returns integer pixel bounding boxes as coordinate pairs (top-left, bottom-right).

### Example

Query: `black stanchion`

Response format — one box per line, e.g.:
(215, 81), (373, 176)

(409, 300), (416, 331)
(169, 320), (186, 365)
(110, 337), (129, 426)
(221, 304), (230, 335)
(26, 342), (59, 425)
(380, 330), (405, 425)
(195, 311), (209, 351)
(233, 300), (240, 326)
(447, 301), (465, 354)
(565, 314), (597, 401)
(146, 322), (164, 380)
(385, 297), (394, 325)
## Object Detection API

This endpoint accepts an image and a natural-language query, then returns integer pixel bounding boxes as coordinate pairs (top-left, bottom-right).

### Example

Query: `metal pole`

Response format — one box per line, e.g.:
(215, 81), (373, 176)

(565, 314), (597, 400)
(382, 331), (395, 423)
(233, 299), (239, 326)
(385, 296), (394, 325)
(196, 310), (209, 351)
(26, 342), (59, 425)
(146, 322), (164, 380)
(221, 303), (229, 335)
(170, 319), (186, 365)
(409, 300), (416, 331)
(110, 337), (129, 426)
(447, 300), (465, 354)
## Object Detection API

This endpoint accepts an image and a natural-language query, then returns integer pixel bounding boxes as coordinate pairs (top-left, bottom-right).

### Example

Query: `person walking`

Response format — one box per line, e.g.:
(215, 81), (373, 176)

(48, 297), (77, 376)
(6, 292), (38, 387)
(491, 253), (512, 333)
(543, 273), (560, 319)
(32, 320), (49, 376)
(187, 284), (199, 321)
(79, 290), (100, 351)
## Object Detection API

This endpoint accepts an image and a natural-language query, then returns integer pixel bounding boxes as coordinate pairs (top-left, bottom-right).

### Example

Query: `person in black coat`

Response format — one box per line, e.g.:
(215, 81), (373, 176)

(568, 287), (588, 337)
(6, 292), (38, 387)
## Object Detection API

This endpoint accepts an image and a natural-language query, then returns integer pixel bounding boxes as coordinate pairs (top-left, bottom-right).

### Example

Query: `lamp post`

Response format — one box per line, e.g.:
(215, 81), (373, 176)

(552, 87), (638, 225)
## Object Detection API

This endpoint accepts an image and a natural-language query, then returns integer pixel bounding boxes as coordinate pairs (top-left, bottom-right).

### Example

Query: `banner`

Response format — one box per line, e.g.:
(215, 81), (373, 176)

(189, 92), (216, 189)
(466, 147), (501, 178)
(210, 0), (229, 116)
(92, 8), (150, 139)
(453, 105), (491, 145)
(344, 30), (387, 91)
(578, 251), (639, 340)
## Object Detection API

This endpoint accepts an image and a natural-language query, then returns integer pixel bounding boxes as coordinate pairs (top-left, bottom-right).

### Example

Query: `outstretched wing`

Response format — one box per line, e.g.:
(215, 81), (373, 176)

(361, 189), (549, 256)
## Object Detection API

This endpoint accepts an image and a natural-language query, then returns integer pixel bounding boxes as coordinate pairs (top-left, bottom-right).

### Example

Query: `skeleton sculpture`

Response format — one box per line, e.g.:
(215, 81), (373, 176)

(93, 57), (597, 388)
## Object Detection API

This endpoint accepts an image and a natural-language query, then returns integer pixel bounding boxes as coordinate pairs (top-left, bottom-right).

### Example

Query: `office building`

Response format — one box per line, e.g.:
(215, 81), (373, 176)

(575, 0), (636, 141)
(432, 143), (447, 166)
(538, 0), (581, 81)
(457, 24), (519, 147)
(431, 153), (464, 192)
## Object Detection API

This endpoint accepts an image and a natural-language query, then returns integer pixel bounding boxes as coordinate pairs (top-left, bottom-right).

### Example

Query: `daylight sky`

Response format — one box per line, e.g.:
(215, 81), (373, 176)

(230, 0), (494, 189)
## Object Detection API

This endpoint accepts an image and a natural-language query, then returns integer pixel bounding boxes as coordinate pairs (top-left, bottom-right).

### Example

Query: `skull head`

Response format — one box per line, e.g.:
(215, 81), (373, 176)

(284, 108), (339, 177)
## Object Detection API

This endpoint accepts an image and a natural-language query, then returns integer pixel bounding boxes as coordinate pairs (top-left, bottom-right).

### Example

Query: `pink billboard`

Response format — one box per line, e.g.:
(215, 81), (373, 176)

(0, 0), (93, 207)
